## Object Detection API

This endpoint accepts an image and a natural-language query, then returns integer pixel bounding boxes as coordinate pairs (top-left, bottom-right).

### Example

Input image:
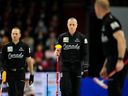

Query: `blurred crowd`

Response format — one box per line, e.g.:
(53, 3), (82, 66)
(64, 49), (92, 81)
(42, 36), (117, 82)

(0, 0), (63, 72)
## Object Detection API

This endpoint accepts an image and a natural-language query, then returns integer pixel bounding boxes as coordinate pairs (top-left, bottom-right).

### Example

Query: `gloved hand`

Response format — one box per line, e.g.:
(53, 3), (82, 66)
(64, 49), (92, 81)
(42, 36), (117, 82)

(55, 44), (62, 57)
(81, 63), (89, 78)
(1, 70), (6, 83)
(29, 74), (34, 85)
(82, 70), (88, 78)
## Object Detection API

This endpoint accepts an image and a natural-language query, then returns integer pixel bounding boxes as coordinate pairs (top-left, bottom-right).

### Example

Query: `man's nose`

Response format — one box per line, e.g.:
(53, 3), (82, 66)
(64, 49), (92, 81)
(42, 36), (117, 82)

(13, 35), (17, 37)
(70, 26), (73, 28)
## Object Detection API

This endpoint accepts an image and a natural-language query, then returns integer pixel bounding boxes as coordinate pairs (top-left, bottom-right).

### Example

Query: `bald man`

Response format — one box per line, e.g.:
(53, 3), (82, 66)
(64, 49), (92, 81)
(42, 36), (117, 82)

(94, 0), (128, 96)
(55, 17), (88, 96)
(1, 27), (34, 96)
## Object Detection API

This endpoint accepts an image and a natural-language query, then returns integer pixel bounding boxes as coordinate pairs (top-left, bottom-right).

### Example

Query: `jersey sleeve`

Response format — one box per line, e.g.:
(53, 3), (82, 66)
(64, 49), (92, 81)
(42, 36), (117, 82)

(82, 35), (88, 56)
(25, 44), (31, 57)
(81, 34), (88, 60)
(81, 34), (89, 70)
(57, 34), (63, 45)
(109, 20), (122, 34)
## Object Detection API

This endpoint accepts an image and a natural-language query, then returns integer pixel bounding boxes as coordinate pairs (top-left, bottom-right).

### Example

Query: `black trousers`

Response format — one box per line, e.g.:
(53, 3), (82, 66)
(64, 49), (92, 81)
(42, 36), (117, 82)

(6, 69), (25, 96)
(106, 56), (128, 96)
(60, 63), (81, 96)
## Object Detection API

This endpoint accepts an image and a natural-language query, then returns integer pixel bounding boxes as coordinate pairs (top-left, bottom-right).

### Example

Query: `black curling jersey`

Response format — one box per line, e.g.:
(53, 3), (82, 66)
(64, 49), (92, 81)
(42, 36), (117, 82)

(58, 32), (87, 64)
(1, 41), (31, 69)
(101, 12), (123, 57)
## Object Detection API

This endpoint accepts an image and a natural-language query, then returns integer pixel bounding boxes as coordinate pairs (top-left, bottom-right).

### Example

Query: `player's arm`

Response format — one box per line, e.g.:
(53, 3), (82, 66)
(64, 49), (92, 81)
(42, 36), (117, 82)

(81, 35), (89, 77)
(26, 57), (34, 75)
(55, 35), (62, 57)
(110, 20), (126, 59)
(26, 56), (34, 85)
(113, 30), (126, 59)
(100, 58), (107, 78)
(110, 20), (126, 72)
(113, 30), (126, 72)
(82, 37), (88, 69)
(25, 45), (34, 85)
(103, 58), (107, 67)
(83, 37), (88, 59)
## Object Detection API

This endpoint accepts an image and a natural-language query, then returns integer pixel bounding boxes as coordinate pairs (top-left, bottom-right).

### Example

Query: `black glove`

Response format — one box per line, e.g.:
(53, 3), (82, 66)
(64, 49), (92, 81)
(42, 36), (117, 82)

(82, 70), (88, 78)
(29, 74), (34, 85)
(81, 64), (89, 78)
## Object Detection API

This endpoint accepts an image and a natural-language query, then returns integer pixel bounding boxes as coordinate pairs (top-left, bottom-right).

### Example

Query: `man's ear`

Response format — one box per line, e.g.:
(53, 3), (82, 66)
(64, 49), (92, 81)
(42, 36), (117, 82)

(19, 33), (21, 38)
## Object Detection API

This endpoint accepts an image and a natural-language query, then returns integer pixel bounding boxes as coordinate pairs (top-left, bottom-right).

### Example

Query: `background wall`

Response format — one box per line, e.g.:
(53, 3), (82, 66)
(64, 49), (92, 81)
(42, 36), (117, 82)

(111, 7), (128, 47)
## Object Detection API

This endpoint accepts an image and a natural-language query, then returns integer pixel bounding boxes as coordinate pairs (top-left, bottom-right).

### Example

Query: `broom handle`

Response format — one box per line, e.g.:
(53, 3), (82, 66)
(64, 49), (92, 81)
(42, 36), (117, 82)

(56, 56), (59, 96)
(106, 59), (128, 79)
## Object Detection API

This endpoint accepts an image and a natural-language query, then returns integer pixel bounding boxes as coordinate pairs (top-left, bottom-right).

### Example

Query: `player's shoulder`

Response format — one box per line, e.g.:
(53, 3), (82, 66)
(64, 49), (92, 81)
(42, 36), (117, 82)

(20, 41), (29, 47)
(77, 32), (85, 37)
(104, 13), (121, 30)
(2, 42), (12, 50)
(4, 42), (12, 47)
(109, 14), (121, 29)
(77, 32), (87, 40)
(59, 32), (68, 37)
(108, 13), (120, 24)
(77, 32), (88, 43)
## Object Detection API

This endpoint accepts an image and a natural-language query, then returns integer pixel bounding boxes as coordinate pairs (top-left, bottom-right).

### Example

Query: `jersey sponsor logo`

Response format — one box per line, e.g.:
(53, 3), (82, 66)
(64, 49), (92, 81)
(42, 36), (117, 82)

(101, 33), (108, 42)
(7, 46), (13, 52)
(110, 21), (120, 30)
(8, 53), (24, 59)
(19, 47), (24, 51)
(63, 44), (80, 50)
(75, 38), (80, 43)
(63, 37), (69, 43)
(84, 38), (88, 44)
